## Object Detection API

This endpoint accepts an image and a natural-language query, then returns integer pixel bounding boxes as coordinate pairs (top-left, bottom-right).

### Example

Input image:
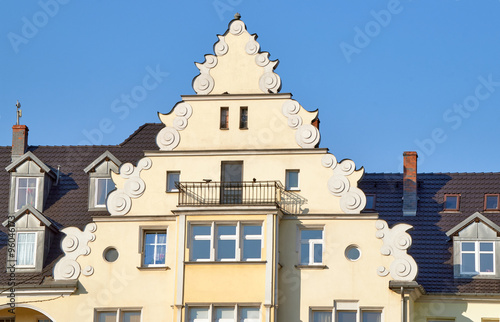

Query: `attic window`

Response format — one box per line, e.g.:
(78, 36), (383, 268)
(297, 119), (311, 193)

(84, 151), (121, 211)
(15, 177), (38, 211)
(220, 107), (229, 129)
(365, 194), (376, 211)
(240, 106), (248, 129)
(484, 194), (500, 211)
(444, 194), (460, 211)
(95, 178), (115, 207)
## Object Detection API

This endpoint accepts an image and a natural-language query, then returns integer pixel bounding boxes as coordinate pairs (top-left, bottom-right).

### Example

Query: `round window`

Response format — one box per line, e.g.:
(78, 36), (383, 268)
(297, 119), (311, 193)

(103, 247), (119, 262)
(345, 245), (361, 261)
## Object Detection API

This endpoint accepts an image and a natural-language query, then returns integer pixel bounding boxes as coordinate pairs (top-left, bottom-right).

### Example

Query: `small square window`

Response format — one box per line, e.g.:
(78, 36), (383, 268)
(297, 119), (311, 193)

(300, 228), (323, 265)
(143, 231), (167, 267)
(485, 194), (499, 211)
(15, 177), (38, 210)
(167, 171), (180, 192)
(95, 178), (115, 207)
(365, 194), (376, 211)
(220, 107), (229, 129)
(286, 170), (300, 191)
(240, 106), (248, 129)
(444, 194), (460, 211)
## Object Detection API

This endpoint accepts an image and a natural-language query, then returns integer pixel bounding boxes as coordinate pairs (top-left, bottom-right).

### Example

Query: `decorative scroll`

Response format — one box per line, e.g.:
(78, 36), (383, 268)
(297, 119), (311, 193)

(192, 55), (217, 95)
(375, 220), (418, 281)
(156, 102), (193, 151)
(107, 158), (152, 216)
(322, 154), (366, 214)
(282, 100), (320, 148)
(53, 223), (97, 280)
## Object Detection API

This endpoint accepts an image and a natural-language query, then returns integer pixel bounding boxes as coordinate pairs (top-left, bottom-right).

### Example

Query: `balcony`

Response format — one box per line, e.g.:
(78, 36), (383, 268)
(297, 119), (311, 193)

(176, 181), (306, 214)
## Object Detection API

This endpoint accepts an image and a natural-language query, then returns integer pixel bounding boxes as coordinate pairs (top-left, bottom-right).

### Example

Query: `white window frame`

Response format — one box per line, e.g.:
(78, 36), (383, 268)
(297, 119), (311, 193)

(167, 171), (180, 192)
(360, 309), (383, 322)
(143, 230), (167, 267)
(94, 177), (115, 207)
(16, 231), (37, 268)
(285, 170), (300, 191)
(187, 305), (261, 322)
(299, 227), (324, 265)
(15, 177), (38, 211)
(94, 308), (142, 322)
(460, 240), (495, 275)
(190, 222), (263, 262)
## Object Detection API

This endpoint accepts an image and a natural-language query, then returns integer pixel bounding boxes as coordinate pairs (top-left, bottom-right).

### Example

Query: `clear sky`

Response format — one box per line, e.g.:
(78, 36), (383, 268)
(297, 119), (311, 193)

(1, 1), (500, 174)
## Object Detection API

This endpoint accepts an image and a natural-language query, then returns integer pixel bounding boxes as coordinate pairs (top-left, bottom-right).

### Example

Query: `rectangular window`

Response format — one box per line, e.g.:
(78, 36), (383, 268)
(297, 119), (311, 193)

(485, 194), (500, 211)
(95, 178), (115, 207)
(215, 307), (234, 322)
(97, 312), (116, 322)
(286, 170), (300, 191)
(240, 106), (248, 129)
(191, 222), (262, 261)
(365, 194), (376, 211)
(444, 194), (460, 211)
(220, 107), (229, 129)
(337, 311), (356, 322)
(362, 311), (381, 322)
(16, 232), (36, 267)
(143, 231), (167, 266)
(96, 310), (141, 322)
(15, 177), (38, 210)
(189, 307), (209, 322)
(240, 308), (260, 322)
(461, 241), (495, 275)
(300, 228), (323, 265)
(167, 171), (180, 192)
(312, 311), (332, 322)
(221, 162), (243, 204)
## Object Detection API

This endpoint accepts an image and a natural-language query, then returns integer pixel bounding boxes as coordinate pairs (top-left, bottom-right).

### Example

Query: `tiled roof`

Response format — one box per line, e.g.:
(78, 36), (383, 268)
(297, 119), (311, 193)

(0, 123), (163, 286)
(360, 173), (500, 294)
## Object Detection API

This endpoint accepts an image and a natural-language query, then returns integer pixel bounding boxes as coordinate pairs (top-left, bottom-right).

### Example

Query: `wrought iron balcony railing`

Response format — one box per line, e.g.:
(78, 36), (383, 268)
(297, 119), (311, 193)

(176, 181), (307, 214)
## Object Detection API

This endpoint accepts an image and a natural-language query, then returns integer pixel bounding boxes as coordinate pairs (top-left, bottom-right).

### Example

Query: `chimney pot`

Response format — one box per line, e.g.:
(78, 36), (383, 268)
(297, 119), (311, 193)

(403, 151), (418, 216)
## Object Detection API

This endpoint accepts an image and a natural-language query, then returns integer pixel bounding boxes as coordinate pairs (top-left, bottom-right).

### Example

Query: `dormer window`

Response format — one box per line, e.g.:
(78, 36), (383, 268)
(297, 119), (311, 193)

(16, 232), (37, 267)
(15, 177), (38, 210)
(485, 194), (500, 211)
(365, 194), (376, 211)
(84, 151), (121, 211)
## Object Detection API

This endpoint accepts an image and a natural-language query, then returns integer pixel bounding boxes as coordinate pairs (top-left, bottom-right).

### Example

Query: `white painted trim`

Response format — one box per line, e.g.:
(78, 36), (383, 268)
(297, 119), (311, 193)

(93, 216), (176, 222)
(282, 215), (379, 220)
(181, 93), (292, 101)
(144, 148), (328, 157)
(265, 214), (273, 307)
(175, 214), (186, 306)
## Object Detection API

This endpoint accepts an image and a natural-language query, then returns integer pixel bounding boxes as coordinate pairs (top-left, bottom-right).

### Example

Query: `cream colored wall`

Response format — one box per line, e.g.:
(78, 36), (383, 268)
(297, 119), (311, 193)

(158, 97), (317, 151)
(113, 152), (362, 216)
(413, 298), (500, 322)
(278, 218), (401, 322)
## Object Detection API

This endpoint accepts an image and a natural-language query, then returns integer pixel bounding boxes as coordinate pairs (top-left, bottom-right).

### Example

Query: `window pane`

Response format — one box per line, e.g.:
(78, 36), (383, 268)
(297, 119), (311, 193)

(243, 239), (261, 260)
(167, 172), (180, 192)
(300, 243), (309, 264)
(462, 253), (476, 272)
(362, 312), (381, 322)
(462, 242), (475, 251)
(217, 239), (236, 260)
(16, 232), (36, 266)
(313, 243), (323, 263)
(17, 187), (27, 208)
(240, 107), (248, 129)
(240, 308), (260, 322)
(155, 245), (166, 264)
(480, 253), (494, 272)
(220, 107), (229, 129)
(190, 308), (209, 322)
(215, 307), (234, 321)
(286, 170), (299, 190)
(301, 230), (322, 240)
(486, 195), (498, 209)
(313, 311), (332, 322)
(244, 225), (261, 236)
(365, 195), (375, 209)
(218, 225), (236, 235)
(145, 233), (156, 244)
(144, 245), (155, 265)
(480, 242), (494, 252)
(445, 196), (458, 209)
(337, 312), (356, 322)
(122, 311), (141, 322)
(192, 239), (211, 260)
(98, 312), (117, 322)
(193, 226), (211, 236)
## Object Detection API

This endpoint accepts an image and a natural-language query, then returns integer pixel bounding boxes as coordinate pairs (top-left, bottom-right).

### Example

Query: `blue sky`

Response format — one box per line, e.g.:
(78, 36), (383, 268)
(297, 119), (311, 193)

(1, 1), (500, 173)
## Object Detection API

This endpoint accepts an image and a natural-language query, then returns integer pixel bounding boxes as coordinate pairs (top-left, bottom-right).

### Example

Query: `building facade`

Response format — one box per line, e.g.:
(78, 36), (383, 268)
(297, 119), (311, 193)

(1, 15), (499, 322)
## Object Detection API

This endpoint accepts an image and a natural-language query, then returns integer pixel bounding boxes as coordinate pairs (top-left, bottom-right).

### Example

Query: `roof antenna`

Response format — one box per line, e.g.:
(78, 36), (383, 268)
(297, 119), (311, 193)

(16, 100), (22, 125)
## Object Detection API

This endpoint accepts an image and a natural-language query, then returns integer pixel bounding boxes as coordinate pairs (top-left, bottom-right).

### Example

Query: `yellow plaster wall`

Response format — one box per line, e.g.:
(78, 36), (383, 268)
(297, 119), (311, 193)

(278, 218), (401, 321)
(413, 299), (500, 322)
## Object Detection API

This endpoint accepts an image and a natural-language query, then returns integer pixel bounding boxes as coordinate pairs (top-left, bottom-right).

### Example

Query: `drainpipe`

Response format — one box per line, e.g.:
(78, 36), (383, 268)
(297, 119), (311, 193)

(401, 286), (406, 322)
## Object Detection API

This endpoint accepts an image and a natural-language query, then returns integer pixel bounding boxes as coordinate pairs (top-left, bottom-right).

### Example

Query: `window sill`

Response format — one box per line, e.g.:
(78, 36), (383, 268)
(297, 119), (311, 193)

(185, 261), (267, 265)
(137, 266), (170, 271)
(295, 264), (328, 270)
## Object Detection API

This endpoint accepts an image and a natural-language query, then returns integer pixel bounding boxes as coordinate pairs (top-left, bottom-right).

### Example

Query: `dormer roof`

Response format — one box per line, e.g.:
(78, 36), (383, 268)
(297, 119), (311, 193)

(2, 204), (58, 232)
(5, 151), (55, 179)
(84, 151), (122, 174)
(446, 211), (500, 237)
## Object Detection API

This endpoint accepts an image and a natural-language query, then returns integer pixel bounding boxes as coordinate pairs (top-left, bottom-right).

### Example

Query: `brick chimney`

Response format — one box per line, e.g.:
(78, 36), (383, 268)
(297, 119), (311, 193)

(403, 151), (418, 216)
(12, 124), (29, 161)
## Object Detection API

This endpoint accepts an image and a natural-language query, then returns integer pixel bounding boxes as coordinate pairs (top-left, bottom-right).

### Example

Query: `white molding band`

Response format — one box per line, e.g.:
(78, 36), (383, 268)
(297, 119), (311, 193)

(53, 223), (97, 280)
(375, 220), (418, 281)
(107, 157), (152, 216)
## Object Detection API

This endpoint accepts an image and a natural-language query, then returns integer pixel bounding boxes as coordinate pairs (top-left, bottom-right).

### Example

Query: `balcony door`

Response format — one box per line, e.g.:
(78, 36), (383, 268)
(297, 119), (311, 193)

(221, 161), (243, 204)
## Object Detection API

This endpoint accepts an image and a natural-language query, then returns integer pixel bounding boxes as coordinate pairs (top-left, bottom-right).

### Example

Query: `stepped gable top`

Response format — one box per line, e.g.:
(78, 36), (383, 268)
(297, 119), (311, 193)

(192, 14), (281, 95)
